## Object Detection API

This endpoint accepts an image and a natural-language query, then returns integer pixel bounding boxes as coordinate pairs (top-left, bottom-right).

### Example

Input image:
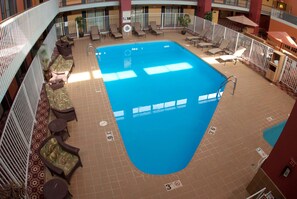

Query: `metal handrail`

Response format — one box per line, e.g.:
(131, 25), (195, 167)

(217, 75), (237, 98)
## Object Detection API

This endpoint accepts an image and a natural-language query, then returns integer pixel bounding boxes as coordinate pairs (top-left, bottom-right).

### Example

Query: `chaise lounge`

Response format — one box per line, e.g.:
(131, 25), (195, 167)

(133, 22), (146, 37)
(90, 26), (100, 41)
(49, 54), (74, 82)
(218, 46), (247, 65)
(38, 135), (82, 184)
(110, 24), (123, 39)
(45, 83), (77, 122)
(149, 21), (164, 35)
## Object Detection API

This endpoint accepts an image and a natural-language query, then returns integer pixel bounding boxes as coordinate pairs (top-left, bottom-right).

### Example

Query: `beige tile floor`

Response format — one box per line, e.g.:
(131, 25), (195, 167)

(58, 32), (295, 198)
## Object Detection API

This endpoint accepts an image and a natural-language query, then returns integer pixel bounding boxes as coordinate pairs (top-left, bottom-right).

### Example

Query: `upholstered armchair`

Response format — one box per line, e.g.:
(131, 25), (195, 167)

(38, 136), (82, 184)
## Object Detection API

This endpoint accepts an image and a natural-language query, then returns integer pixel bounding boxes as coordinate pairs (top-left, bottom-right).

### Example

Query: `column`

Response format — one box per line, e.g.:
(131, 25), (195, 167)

(197, 0), (211, 18)
(119, 0), (131, 27)
(16, 0), (25, 13)
(249, 0), (261, 34)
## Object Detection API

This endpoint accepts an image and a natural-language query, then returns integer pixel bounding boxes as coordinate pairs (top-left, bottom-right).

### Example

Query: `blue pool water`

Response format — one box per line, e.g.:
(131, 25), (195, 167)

(263, 120), (287, 147)
(97, 41), (226, 175)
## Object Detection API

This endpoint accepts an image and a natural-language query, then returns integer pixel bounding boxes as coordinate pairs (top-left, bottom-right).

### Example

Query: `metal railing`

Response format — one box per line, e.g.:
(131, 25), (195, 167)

(271, 8), (297, 26)
(212, 0), (250, 8)
(0, 0), (59, 103)
(0, 25), (57, 196)
(280, 57), (297, 93)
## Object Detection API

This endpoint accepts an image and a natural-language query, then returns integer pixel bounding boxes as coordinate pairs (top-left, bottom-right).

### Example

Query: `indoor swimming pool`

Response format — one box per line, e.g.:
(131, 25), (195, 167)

(97, 40), (226, 175)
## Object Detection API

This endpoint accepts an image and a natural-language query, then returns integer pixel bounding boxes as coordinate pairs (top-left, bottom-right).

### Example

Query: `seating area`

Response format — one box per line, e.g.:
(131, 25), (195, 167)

(45, 83), (77, 122)
(38, 135), (82, 184)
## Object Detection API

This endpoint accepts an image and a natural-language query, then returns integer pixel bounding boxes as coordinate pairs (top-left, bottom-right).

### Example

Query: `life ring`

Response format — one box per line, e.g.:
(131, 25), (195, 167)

(123, 24), (132, 33)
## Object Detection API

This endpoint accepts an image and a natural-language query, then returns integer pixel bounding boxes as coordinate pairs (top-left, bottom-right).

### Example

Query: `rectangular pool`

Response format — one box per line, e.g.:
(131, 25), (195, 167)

(97, 40), (226, 175)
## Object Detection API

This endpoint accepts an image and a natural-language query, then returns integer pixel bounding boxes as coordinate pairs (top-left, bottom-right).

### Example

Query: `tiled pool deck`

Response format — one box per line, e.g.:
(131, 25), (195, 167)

(58, 32), (295, 198)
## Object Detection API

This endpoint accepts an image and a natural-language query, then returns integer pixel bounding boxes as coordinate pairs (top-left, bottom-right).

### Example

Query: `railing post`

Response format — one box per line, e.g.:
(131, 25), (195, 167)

(279, 56), (288, 82)
(161, 13), (164, 29)
(76, 21), (79, 38)
(235, 32), (239, 51)
(248, 39), (254, 61)
(193, 16), (196, 33)
(174, 13), (177, 29)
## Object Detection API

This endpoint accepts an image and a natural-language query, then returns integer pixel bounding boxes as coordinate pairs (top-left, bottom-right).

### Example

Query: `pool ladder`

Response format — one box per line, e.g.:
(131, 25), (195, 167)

(217, 75), (237, 98)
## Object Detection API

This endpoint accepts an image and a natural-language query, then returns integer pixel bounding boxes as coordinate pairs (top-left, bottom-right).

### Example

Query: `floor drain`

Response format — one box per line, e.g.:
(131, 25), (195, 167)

(266, 116), (274, 122)
(99, 121), (108, 126)
(105, 131), (114, 142)
(208, 126), (217, 135)
(164, 180), (183, 191)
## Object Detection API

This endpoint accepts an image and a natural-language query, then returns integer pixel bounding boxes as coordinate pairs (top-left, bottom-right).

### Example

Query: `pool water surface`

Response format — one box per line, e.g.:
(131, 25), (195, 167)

(97, 41), (226, 175)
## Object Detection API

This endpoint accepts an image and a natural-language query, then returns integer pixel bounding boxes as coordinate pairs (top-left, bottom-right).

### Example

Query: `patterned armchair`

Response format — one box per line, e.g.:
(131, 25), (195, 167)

(38, 136), (82, 184)
(45, 83), (77, 122)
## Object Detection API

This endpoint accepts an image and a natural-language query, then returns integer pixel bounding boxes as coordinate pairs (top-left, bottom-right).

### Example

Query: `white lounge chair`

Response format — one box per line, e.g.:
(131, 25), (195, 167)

(207, 39), (230, 55)
(197, 36), (222, 50)
(218, 46), (247, 65)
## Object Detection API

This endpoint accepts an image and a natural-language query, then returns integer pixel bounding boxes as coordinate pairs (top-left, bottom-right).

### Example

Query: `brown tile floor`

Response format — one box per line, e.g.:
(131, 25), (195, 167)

(58, 32), (295, 198)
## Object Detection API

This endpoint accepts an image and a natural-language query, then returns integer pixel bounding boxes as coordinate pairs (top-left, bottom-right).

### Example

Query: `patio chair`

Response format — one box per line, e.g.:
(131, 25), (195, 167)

(110, 24), (123, 39)
(218, 46), (247, 65)
(90, 26), (100, 41)
(38, 135), (83, 184)
(149, 21), (164, 35)
(185, 29), (208, 42)
(207, 39), (230, 55)
(197, 36), (222, 50)
(133, 22), (146, 37)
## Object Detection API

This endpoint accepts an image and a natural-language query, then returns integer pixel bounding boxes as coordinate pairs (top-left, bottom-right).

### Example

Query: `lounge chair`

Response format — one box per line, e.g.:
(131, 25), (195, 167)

(185, 29), (208, 42)
(110, 24), (123, 39)
(149, 21), (164, 35)
(207, 39), (230, 55)
(133, 22), (146, 37)
(218, 46), (247, 65)
(90, 26), (100, 41)
(197, 36), (222, 50)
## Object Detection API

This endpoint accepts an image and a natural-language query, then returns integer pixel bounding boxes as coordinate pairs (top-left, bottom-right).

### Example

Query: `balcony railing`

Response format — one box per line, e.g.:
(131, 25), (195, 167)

(212, 0), (250, 8)
(271, 8), (297, 26)
(0, 0), (59, 103)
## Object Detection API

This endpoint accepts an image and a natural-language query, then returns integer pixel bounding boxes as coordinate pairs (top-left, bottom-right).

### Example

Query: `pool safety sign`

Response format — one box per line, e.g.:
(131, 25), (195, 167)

(122, 11), (131, 23)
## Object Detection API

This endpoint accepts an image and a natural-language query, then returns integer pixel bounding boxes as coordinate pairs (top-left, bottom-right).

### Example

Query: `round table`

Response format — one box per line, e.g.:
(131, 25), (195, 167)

(48, 118), (70, 140)
(43, 178), (72, 199)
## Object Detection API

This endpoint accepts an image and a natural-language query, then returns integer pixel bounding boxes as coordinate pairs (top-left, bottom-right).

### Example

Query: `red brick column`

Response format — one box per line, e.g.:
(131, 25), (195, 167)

(16, 0), (25, 13)
(249, 0), (261, 34)
(197, 0), (211, 18)
(119, 0), (131, 27)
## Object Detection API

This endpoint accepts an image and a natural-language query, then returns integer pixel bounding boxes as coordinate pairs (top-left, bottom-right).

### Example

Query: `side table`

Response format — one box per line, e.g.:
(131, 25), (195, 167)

(43, 178), (72, 199)
(48, 118), (70, 140)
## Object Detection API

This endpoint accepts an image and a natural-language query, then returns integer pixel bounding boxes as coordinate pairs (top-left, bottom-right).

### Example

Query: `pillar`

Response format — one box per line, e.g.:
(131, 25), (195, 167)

(262, 100), (297, 198)
(249, 0), (261, 34)
(197, 0), (211, 18)
(119, 0), (131, 27)
(16, 0), (25, 13)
